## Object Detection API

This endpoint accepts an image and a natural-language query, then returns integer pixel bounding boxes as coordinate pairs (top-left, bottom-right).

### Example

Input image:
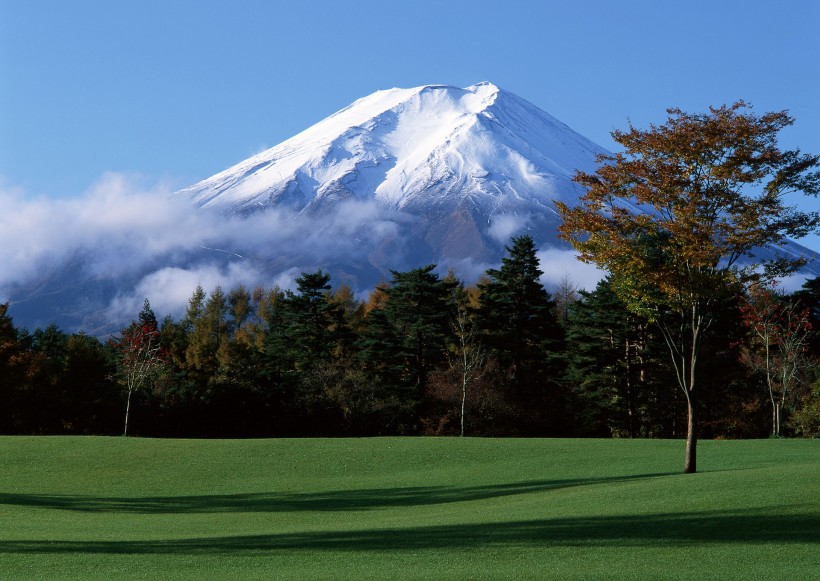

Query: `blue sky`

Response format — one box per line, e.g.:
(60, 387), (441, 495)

(1, 0), (819, 243)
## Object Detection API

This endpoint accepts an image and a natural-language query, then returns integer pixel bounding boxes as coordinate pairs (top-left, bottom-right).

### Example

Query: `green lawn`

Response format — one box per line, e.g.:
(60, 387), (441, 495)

(0, 437), (817, 580)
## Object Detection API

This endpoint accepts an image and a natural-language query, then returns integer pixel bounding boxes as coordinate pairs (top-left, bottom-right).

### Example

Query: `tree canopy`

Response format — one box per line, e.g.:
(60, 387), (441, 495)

(557, 102), (820, 472)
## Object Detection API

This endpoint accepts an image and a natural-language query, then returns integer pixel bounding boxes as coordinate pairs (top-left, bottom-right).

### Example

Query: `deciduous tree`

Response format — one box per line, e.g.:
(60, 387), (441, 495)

(740, 284), (812, 436)
(558, 102), (820, 472)
(111, 300), (166, 436)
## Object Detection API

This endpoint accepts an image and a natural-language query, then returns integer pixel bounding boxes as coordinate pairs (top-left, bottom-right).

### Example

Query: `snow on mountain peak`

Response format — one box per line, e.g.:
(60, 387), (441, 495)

(177, 82), (606, 216)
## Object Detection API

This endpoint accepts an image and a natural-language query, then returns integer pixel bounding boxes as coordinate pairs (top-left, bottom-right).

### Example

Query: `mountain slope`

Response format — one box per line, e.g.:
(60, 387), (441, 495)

(176, 80), (820, 302)
(176, 82), (615, 272)
(179, 82), (605, 214)
(5, 82), (818, 334)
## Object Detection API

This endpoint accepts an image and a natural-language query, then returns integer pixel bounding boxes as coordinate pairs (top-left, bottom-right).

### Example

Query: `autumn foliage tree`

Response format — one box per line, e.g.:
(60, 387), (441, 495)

(740, 284), (812, 436)
(558, 102), (820, 472)
(111, 299), (166, 436)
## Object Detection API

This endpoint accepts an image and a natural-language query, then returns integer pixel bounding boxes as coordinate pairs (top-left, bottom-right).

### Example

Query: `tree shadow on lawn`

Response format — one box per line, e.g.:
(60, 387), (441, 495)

(1, 509), (818, 554)
(0, 472), (672, 514)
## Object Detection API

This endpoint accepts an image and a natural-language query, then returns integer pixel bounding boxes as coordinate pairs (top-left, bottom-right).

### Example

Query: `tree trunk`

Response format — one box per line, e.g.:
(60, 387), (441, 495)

(124, 388), (132, 437)
(460, 368), (467, 437)
(684, 396), (697, 473)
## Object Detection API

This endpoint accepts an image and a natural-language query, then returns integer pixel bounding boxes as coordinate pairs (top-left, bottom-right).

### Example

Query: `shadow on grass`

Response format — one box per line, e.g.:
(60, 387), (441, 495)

(0, 473), (671, 514)
(1, 510), (818, 554)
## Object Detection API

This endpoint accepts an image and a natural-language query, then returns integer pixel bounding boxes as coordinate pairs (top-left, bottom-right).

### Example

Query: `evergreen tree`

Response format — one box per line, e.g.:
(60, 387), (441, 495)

(280, 270), (352, 434)
(58, 333), (119, 434)
(565, 278), (666, 437)
(152, 314), (197, 436)
(697, 295), (763, 439)
(257, 286), (302, 434)
(384, 265), (456, 392)
(31, 324), (68, 364)
(0, 304), (26, 433)
(285, 270), (347, 367)
(138, 298), (158, 329)
(358, 265), (456, 433)
(478, 235), (565, 434)
(793, 276), (820, 356)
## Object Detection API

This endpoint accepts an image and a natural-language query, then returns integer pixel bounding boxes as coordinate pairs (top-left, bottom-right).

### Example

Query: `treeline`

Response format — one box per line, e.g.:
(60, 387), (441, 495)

(2, 236), (819, 438)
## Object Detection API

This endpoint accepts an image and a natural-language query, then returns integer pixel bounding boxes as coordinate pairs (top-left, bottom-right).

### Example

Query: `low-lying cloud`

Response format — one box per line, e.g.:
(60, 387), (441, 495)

(1, 173), (412, 330)
(2, 173), (608, 333)
(537, 247), (606, 291)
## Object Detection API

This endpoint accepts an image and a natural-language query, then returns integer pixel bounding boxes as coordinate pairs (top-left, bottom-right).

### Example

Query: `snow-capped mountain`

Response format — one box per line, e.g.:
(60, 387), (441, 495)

(175, 79), (819, 302)
(180, 82), (603, 213)
(5, 82), (818, 335)
(177, 82), (604, 265)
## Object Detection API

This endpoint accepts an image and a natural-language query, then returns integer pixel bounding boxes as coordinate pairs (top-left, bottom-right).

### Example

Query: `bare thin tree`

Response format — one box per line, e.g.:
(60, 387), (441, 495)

(111, 322), (164, 436)
(448, 293), (485, 436)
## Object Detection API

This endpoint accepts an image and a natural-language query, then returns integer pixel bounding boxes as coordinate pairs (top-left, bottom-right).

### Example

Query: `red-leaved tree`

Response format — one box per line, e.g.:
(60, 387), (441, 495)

(110, 320), (166, 436)
(740, 284), (812, 436)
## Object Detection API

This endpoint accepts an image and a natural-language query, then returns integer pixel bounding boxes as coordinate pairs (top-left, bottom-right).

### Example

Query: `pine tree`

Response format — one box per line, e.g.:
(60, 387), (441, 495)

(281, 271), (352, 433)
(478, 235), (565, 434)
(357, 265), (456, 433)
(138, 298), (158, 329)
(565, 278), (664, 437)
(285, 270), (345, 368)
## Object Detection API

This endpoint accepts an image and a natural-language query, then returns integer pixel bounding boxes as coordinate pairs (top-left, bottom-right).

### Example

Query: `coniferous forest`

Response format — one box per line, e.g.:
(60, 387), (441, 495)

(2, 235), (819, 439)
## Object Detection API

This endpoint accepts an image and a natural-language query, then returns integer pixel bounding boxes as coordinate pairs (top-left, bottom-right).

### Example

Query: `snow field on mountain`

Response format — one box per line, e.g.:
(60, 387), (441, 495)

(177, 82), (609, 215)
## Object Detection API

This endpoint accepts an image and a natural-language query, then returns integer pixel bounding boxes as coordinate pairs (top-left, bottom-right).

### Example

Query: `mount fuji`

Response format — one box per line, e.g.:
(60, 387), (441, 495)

(176, 82), (604, 268)
(5, 82), (818, 334)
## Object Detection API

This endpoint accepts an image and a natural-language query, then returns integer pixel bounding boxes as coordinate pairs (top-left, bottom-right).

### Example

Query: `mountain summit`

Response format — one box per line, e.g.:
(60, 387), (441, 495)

(179, 82), (605, 214)
(177, 82), (607, 265)
(178, 81), (818, 284)
(8, 83), (816, 334)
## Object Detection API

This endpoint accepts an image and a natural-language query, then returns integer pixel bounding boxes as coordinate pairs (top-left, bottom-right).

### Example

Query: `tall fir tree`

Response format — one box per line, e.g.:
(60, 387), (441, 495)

(565, 278), (665, 437)
(478, 235), (566, 434)
(282, 270), (351, 434)
(358, 265), (456, 433)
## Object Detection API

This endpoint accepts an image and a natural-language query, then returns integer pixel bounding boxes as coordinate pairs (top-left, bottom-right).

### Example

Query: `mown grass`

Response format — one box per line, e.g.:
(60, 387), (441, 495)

(0, 436), (817, 580)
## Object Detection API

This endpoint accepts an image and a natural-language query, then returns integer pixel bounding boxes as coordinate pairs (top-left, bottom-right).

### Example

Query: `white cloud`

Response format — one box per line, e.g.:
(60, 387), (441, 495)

(537, 248), (606, 291)
(105, 261), (268, 323)
(0, 173), (208, 285)
(487, 213), (529, 244)
(437, 257), (494, 284)
(0, 174), (415, 328)
(776, 273), (811, 293)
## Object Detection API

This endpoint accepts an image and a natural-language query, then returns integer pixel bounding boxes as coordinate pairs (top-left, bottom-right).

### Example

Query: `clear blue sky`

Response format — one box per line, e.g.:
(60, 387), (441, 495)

(2, 0), (819, 236)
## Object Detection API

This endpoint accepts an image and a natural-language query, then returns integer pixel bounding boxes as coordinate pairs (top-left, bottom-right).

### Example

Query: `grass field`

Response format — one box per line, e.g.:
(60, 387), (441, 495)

(0, 436), (817, 580)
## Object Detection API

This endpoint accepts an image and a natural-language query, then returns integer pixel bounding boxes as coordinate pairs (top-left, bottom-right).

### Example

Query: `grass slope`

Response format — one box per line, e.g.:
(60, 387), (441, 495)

(0, 437), (817, 580)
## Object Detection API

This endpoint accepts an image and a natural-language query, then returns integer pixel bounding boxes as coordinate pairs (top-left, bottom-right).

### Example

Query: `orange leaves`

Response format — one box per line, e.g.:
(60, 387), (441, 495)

(557, 100), (819, 316)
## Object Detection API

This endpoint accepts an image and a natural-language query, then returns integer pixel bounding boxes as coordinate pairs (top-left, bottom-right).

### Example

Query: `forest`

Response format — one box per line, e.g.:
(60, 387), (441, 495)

(2, 235), (819, 439)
